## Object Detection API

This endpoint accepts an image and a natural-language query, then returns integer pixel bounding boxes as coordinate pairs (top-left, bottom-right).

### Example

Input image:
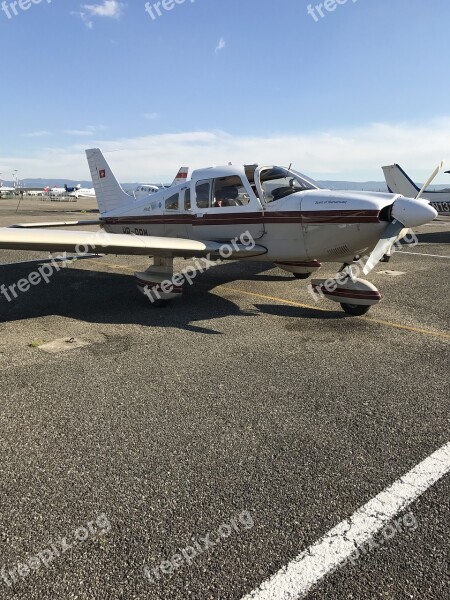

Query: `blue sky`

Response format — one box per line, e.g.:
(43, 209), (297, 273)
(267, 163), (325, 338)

(1, 0), (450, 182)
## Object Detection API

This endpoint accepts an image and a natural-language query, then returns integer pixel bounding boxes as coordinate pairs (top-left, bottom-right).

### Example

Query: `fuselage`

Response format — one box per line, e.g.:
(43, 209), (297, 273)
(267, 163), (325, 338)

(99, 164), (401, 264)
(73, 188), (96, 198)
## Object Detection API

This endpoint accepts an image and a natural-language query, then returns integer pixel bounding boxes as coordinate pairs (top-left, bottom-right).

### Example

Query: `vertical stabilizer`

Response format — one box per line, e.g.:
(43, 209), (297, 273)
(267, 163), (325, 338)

(171, 167), (189, 187)
(382, 164), (420, 197)
(86, 148), (132, 214)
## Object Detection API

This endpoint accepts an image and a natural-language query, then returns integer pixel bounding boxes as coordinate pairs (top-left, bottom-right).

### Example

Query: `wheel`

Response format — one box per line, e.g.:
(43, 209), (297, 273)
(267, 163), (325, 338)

(340, 303), (371, 316)
(293, 272), (312, 280)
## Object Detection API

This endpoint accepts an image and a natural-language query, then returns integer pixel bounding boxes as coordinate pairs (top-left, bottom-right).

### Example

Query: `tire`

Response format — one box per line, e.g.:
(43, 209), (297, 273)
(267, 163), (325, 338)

(340, 303), (371, 316)
(293, 272), (312, 280)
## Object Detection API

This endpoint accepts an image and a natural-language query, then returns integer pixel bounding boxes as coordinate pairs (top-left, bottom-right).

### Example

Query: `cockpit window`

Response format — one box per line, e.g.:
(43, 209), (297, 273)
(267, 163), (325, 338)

(260, 167), (321, 202)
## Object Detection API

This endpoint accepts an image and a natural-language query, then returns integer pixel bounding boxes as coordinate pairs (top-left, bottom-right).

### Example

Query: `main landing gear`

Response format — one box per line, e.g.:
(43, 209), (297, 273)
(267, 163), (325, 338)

(135, 257), (182, 307)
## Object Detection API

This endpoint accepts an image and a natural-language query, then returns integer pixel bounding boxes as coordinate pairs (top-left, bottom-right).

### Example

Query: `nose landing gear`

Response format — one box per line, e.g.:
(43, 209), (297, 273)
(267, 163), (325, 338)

(310, 263), (382, 316)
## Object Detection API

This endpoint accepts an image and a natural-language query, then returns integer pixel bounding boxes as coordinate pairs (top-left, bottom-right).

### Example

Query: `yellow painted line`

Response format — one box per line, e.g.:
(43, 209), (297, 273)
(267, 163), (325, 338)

(359, 317), (450, 340)
(218, 285), (450, 341)
(219, 285), (330, 313)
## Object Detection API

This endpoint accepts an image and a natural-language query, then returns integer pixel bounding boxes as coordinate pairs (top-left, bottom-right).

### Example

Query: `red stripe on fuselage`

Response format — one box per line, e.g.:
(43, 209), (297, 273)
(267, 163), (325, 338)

(104, 210), (380, 227)
(312, 286), (382, 300)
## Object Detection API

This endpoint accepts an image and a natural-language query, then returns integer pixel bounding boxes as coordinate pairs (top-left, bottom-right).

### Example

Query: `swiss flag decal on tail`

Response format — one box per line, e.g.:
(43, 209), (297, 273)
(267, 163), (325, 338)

(170, 166), (189, 187)
(99, 169), (106, 179)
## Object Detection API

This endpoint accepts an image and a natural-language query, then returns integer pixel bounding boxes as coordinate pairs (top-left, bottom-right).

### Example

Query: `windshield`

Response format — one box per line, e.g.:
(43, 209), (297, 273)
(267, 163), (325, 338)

(259, 167), (322, 202)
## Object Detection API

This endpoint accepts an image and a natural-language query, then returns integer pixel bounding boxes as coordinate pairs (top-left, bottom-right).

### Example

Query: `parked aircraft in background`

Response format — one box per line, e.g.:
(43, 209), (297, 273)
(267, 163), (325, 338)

(132, 183), (161, 200)
(65, 185), (96, 199)
(131, 167), (189, 200)
(44, 186), (66, 197)
(0, 185), (16, 196)
(383, 163), (450, 214)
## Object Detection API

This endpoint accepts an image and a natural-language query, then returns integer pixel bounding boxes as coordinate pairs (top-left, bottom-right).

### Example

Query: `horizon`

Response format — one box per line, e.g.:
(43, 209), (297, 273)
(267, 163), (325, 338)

(1, 1), (450, 183)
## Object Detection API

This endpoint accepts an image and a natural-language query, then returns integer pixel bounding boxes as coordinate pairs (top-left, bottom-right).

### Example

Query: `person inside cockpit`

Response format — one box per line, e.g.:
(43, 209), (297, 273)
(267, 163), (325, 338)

(213, 186), (240, 207)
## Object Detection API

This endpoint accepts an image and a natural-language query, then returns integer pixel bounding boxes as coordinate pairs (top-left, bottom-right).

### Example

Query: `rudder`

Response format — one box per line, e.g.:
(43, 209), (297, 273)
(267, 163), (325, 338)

(382, 164), (419, 197)
(86, 148), (132, 214)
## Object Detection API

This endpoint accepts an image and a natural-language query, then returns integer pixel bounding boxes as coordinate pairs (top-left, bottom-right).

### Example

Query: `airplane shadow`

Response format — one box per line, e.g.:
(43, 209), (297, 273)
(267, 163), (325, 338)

(0, 259), (338, 333)
(415, 230), (450, 244)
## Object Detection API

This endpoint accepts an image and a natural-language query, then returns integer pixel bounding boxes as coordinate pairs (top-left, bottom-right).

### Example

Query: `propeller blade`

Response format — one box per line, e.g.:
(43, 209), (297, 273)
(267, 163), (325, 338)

(416, 160), (444, 200)
(363, 220), (404, 275)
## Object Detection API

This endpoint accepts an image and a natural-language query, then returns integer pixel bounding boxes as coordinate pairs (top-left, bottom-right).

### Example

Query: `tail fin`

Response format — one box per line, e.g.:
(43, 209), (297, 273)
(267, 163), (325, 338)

(86, 148), (132, 214)
(170, 166), (189, 187)
(382, 164), (419, 198)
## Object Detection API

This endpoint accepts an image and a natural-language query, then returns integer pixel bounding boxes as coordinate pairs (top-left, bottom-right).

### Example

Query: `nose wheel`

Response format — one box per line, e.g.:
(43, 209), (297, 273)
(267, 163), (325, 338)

(340, 303), (372, 316)
(310, 263), (382, 316)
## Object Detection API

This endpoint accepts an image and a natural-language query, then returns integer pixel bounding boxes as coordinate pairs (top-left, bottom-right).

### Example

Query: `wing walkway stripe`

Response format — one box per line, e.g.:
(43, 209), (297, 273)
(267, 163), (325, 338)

(241, 442), (450, 600)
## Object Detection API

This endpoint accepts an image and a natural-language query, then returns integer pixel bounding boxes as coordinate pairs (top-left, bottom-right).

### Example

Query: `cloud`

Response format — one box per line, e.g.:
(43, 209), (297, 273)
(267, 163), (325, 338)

(23, 131), (52, 138)
(81, 0), (125, 18)
(215, 37), (226, 52)
(70, 10), (93, 29)
(86, 125), (108, 132)
(8, 117), (450, 181)
(62, 130), (94, 137)
(72, 1), (125, 28)
(143, 112), (159, 121)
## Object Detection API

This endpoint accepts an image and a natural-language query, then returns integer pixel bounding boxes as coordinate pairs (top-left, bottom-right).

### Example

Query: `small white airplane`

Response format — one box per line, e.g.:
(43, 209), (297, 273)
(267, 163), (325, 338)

(0, 149), (437, 316)
(44, 186), (66, 197)
(131, 167), (189, 200)
(75, 188), (96, 199)
(43, 184), (93, 198)
(0, 185), (15, 196)
(66, 185), (96, 199)
(383, 163), (450, 215)
(131, 183), (161, 199)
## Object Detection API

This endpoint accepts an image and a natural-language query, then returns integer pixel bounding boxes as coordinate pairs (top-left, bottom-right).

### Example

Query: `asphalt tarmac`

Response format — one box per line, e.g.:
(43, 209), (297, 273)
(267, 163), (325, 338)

(0, 198), (448, 599)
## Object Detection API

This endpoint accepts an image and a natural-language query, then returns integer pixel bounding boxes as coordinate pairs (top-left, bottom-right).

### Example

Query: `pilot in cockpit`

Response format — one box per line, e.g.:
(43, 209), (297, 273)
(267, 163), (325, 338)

(213, 186), (240, 207)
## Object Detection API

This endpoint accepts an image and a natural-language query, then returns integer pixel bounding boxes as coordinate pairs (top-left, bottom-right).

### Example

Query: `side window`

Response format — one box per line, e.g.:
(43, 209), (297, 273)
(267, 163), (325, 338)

(212, 176), (250, 207)
(165, 193), (179, 210)
(184, 188), (191, 210)
(195, 180), (212, 209)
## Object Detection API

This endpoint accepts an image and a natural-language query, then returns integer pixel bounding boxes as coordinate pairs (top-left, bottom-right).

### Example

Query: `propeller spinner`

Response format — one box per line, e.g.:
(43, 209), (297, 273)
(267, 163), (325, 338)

(363, 161), (443, 276)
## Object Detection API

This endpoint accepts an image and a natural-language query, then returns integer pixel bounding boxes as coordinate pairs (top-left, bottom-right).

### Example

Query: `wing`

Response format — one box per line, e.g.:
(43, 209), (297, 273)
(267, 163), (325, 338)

(9, 220), (102, 228)
(0, 227), (266, 259)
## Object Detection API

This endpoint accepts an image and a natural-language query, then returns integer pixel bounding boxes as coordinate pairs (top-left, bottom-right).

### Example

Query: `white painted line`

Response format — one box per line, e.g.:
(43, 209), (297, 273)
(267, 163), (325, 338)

(396, 251), (450, 258)
(242, 442), (450, 600)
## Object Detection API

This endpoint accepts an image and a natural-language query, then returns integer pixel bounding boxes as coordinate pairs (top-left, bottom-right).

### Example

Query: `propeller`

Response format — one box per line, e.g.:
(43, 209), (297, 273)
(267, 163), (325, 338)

(363, 162), (443, 275)
(415, 160), (444, 200)
(363, 219), (404, 275)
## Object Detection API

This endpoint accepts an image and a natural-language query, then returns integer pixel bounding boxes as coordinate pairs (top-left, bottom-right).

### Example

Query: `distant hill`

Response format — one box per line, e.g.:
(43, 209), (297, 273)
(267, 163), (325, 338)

(319, 181), (450, 192)
(318, 181), (389, 192)
(3, 178), (450, 193)
(1, 179), (167, 191)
